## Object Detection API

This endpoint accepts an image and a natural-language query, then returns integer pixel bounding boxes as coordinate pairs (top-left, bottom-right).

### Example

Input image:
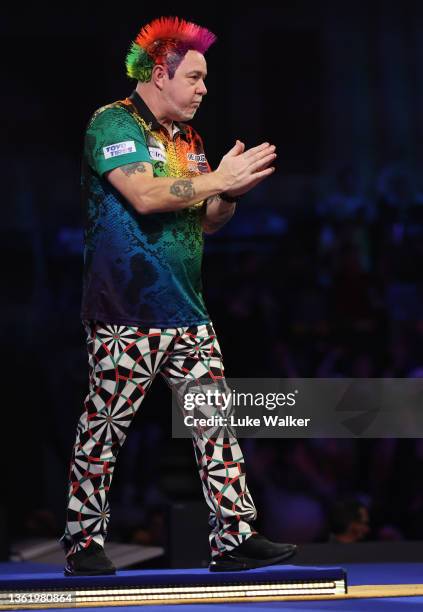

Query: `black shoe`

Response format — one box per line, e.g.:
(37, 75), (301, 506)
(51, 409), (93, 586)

(64, 542), (116, 576)
(209, 533), (297, 572)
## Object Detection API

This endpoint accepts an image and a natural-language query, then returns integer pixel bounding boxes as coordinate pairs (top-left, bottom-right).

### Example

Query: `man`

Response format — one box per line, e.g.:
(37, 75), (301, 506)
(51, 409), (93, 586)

(61, 16), (297, 575)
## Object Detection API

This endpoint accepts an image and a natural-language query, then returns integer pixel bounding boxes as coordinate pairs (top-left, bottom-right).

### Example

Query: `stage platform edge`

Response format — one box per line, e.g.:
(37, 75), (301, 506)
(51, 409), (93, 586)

(0, 564), (346, 609)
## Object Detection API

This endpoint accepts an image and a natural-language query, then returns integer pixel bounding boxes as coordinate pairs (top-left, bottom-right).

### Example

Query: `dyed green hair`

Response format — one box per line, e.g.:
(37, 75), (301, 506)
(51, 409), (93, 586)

(126, 16), (217, 82)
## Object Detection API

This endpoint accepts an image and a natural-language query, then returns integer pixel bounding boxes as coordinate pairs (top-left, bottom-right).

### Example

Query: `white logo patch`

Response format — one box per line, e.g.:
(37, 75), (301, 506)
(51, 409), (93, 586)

(103, 141), (136, 159)
(187, 153), (206, 163)
(148, 146), (167, 163)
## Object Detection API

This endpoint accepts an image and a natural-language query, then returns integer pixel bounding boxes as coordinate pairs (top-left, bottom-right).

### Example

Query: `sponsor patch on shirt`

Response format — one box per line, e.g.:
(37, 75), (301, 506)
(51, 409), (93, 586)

(148, 146), (167, 163)
(103, 141), (136, 159)
(187, 152), (209, 173)
(187, 153), (206, 163)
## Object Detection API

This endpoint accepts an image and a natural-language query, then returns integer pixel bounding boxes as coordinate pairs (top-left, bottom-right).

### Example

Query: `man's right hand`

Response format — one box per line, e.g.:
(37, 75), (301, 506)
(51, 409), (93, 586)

(215, 140), (277, 197)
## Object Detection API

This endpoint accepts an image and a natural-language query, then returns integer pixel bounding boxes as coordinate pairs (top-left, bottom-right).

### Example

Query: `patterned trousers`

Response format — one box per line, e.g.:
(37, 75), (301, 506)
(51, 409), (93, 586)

(60, 321), (257, 559)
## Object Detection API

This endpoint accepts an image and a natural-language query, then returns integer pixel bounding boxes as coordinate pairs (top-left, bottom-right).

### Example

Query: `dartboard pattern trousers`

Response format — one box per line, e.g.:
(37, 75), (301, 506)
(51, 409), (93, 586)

(60, 320), (257, 559)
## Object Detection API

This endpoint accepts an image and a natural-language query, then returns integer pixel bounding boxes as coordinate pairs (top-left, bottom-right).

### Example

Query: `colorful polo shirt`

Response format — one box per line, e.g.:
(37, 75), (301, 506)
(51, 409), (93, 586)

(80, 90), (211, 327)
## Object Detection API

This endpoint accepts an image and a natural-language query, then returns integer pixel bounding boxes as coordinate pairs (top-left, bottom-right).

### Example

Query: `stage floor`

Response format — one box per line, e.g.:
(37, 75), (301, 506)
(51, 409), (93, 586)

(1, 562), (423, 610)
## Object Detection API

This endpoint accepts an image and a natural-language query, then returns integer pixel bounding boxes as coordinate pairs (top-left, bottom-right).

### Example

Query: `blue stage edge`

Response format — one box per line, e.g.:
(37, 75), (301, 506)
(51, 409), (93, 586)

(0, 564), (347, 608)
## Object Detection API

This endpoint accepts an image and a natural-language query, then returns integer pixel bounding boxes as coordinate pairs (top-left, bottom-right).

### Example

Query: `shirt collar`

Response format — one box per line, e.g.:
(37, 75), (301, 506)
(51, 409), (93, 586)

(128, 90), (188, 140)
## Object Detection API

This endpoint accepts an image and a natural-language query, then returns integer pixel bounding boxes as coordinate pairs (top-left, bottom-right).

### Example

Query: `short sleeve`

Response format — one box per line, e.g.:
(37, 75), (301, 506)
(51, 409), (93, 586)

(84, 106), (152, 176)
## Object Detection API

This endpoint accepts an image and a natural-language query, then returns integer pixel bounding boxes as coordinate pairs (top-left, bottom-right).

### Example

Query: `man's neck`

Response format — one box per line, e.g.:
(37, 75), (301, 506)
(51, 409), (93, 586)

(135, 83), (174, 137)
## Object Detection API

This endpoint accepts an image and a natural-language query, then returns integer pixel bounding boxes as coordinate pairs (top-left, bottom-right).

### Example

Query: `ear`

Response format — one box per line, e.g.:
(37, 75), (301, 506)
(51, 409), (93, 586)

(152, 64), (167, 90)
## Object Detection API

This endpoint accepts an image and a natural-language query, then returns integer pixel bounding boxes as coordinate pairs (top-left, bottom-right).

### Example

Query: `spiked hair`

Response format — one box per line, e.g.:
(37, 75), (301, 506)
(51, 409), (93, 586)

(126, 16), (217, 82)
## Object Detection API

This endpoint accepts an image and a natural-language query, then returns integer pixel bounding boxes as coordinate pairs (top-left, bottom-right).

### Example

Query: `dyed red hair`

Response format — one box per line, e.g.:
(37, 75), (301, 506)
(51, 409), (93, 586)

(135, 16), (216, 56)
(126, 16), (216, 82)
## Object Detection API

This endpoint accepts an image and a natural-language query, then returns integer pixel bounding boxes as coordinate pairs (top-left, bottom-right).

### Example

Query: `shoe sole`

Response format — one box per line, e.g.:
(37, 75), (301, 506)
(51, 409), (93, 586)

(209, 546), (297, 572)
(64, 566), (116, 576)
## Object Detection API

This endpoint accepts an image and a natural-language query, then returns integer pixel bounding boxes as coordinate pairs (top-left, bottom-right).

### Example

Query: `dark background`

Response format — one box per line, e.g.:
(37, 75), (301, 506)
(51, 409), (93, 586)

(3, 1), (423, 558)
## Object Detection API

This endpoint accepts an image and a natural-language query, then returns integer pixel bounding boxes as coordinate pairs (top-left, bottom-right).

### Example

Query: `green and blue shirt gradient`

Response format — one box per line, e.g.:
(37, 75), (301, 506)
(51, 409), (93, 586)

(80, 91), (211, 327)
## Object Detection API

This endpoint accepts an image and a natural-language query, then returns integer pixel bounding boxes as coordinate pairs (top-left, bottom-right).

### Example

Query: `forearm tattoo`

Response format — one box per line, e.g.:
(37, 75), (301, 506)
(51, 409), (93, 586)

(120, 162), (148, 176)
(170, 179), (195, 200)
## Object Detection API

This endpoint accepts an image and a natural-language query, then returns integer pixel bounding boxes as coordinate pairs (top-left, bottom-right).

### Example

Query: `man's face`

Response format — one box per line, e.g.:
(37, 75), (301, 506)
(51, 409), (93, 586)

(161, 50), (208, 121)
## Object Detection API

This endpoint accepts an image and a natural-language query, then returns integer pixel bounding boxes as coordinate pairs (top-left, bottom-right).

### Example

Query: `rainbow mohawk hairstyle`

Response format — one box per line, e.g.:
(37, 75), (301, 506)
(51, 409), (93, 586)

(126, 16), (217, 82)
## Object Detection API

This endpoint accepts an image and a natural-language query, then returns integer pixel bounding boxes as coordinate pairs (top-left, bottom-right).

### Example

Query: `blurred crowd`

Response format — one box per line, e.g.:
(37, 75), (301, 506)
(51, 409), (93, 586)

(4, 156), (423, 554)
(203, 160), (423, 545)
